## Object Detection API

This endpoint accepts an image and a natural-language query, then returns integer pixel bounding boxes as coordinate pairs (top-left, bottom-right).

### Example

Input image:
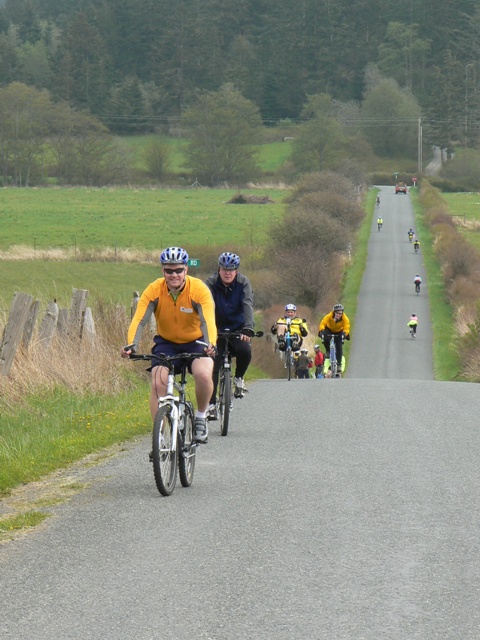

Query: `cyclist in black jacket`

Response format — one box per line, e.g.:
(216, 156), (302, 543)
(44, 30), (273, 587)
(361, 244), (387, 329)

(205, 252), (254, 419)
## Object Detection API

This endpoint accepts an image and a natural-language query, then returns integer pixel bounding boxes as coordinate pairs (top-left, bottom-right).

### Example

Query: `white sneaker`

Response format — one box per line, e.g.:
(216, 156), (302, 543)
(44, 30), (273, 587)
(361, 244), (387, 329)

(194, 417), (208, 443)
(234, 377), (246, 398)
(206, 403), (218, 421)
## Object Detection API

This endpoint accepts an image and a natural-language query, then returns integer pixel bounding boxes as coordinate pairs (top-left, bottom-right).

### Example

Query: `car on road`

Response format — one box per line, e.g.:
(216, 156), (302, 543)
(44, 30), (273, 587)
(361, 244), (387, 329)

(395, 182), (408, 194)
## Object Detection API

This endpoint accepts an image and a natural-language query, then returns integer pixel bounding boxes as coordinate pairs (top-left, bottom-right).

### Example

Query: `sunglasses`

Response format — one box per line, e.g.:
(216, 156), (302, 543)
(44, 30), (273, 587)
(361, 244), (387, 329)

(163, 267), (185, 275)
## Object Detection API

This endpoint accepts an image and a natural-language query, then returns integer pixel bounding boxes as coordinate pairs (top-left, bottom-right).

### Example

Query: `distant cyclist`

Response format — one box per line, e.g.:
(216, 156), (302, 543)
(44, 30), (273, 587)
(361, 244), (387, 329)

(205, 251), (254, 419)
(414, 274), (422, 294)
(408, 228), (414, 242)
(413, 239), (420, 253)
(408, 314), (418, 337)
(376, 195), (380, 206)
(377, 216), (383, 231)
(318, 304), (351, 371)
(271, 304), (308, 351)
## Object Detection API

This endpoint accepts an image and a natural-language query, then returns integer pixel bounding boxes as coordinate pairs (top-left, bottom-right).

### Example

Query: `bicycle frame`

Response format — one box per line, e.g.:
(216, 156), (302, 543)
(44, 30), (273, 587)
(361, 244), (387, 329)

(216, 329), (263, 433)
(280, 320), (295, 380)
(128, 350), (205, 495)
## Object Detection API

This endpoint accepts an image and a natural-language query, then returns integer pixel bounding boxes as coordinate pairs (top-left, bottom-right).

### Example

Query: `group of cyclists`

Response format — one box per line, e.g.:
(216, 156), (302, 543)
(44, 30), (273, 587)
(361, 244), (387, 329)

(271, 302), (351, 377)
(378, 192), (423, 338)
(121, 244), (354, 446)
(121, 247), (255, 445)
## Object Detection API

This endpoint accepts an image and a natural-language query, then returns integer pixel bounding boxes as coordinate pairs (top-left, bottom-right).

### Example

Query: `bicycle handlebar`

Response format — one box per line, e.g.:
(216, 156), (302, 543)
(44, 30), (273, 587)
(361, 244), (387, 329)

(127, 351), (211, 369)
(217, 330), (264, 339)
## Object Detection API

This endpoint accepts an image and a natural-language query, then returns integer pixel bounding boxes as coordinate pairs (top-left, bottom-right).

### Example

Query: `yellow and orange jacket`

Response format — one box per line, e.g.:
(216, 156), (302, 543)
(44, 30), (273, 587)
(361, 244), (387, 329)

(128, 276), (217, 348)
(272, 316), (308, 338)
(318, 312), (351, 336)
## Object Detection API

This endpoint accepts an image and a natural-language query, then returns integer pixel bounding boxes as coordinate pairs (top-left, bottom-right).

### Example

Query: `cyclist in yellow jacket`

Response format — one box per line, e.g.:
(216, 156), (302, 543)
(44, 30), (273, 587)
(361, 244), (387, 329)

(271, 303), (308, 351)
(121, 246), (216, 443)
(318, 304), (351, 372)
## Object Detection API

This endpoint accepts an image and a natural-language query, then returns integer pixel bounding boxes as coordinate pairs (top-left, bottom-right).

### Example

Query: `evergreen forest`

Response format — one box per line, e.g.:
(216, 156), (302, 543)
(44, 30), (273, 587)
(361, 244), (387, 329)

(1, 0), (480, 185)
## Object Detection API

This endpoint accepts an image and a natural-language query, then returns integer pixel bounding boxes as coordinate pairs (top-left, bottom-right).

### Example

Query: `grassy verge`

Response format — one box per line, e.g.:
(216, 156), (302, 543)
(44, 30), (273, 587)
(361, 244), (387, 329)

(410, 188), (460, 380)
(0, 379), (151, 495)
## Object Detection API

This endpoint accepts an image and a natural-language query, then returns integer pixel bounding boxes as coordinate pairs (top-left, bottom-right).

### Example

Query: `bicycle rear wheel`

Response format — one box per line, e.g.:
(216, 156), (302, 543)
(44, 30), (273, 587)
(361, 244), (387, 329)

(219, 369), (231, 436)
(152, 406), (177, 496)
(178, 401), (196, 487)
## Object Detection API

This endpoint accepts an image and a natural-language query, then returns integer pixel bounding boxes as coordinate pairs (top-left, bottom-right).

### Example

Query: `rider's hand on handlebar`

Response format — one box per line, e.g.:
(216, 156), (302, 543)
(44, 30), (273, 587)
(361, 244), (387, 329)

(318, 331), (324, 340)
(241, 327), (255, 339)
(345, 334), (350, 341)
(121, 343), (136, 358)
(204, 343), (216, 357)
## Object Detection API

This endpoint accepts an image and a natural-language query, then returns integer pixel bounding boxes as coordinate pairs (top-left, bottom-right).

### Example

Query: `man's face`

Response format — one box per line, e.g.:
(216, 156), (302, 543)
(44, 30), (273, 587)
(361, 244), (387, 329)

(219, 267), (237, 285)
(334, 311), (343, 321)
(163, 264), (187, 289)
(285, 309), (295, 318)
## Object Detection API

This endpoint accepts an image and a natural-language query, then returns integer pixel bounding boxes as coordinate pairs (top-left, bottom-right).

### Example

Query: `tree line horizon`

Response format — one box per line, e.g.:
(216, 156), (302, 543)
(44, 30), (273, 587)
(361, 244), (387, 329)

(1, 0), (479, 152)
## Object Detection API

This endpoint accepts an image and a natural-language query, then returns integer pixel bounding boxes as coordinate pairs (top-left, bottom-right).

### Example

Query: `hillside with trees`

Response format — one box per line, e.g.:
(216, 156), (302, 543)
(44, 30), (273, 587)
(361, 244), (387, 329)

(0, 0), (479, 154)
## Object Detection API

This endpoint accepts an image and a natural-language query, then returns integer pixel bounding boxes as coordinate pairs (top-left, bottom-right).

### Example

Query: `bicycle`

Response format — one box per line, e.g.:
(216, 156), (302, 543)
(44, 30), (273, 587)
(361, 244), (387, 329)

(127, 349), (210, 496)
(409, 325), (417, 339)
(408, 232), (414, 242)
(414, 242), (420, 254)
(377, 220), (383, 231)
(215, 330), (263, 436)
(325, 333), (344, 378)
(277, 320), (297, 381)
(415, 281), (421, 295)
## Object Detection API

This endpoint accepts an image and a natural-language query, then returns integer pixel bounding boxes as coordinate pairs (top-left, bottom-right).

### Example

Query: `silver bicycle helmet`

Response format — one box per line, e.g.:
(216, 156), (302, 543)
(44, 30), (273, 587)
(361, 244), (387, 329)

(159, 247), (189, 265)
(333, 303), (344, 313)
(218, 252), (240, 270)
(285, 303), (297, 311)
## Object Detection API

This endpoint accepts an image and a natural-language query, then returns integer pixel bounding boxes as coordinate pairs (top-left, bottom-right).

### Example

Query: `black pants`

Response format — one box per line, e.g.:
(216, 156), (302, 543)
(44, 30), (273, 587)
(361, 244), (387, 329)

(210, 335), (252, 403)
(322, 331), (344, 365)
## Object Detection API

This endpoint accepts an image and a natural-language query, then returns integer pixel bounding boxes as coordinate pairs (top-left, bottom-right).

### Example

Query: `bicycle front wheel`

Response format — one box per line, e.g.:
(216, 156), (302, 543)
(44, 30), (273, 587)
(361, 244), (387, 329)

(286, 350), (292, 381)
(330, 344), (337, 377)
(219, 369), (231, 436)
(178, 402), (196, 487)
(152, 406), (177, 496)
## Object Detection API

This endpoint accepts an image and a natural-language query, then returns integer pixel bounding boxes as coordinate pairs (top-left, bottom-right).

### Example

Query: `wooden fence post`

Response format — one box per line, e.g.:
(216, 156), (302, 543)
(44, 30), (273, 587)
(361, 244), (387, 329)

(131, 291), (139, 319)
(83, 307), (96, 343)
(38, 300), (59, 348)
(68, 289), (88, 339)
(57, 309), (69, 337)
(22, 299), (40, 349)
(0, 293), (36, 376)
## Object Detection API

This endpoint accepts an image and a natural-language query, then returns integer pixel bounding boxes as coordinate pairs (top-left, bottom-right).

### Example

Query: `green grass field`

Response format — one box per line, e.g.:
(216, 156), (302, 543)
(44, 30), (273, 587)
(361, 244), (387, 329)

(442, 192), (480, 250)
(0, 187), (286, 251)
(121, 135), (293, 174)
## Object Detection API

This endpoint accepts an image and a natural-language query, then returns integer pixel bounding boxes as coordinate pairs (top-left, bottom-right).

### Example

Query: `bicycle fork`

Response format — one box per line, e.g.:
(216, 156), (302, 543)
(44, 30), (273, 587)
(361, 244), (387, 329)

(157, 396), (179, 453)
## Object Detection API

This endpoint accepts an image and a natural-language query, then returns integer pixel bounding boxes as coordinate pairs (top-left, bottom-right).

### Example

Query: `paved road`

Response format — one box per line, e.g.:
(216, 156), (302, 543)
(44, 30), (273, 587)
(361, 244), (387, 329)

(2, 188), (480, 639)
(349, 186), (433, 379)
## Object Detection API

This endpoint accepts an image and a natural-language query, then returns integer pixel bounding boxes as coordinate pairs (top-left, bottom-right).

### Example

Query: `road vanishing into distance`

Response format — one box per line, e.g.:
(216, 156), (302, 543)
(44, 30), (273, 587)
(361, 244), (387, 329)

(2, 187), (480, 639)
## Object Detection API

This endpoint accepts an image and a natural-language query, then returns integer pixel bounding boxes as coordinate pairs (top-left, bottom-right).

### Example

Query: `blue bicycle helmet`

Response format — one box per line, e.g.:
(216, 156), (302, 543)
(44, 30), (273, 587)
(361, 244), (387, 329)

(159, 247), (189, 265)
(285, 303), (297, 311)
(218, 252), (240, 270)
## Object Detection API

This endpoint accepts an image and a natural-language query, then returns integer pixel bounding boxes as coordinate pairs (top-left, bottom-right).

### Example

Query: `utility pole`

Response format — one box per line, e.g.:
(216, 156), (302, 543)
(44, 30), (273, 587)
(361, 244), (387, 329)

(417, 118), (422, 175)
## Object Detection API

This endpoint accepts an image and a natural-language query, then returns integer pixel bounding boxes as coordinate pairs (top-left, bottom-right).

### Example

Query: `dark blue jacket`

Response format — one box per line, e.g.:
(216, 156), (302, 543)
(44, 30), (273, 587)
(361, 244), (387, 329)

(205, 272), (254, 332)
